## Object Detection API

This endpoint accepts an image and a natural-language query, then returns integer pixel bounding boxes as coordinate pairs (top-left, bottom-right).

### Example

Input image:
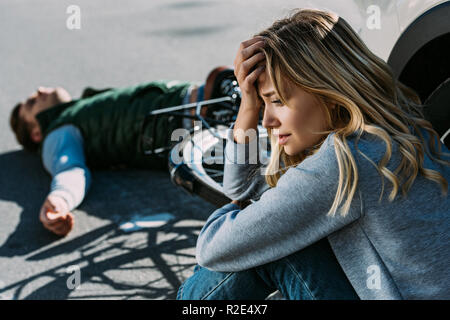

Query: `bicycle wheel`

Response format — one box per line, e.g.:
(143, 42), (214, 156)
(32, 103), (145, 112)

(169, 124), (268, 207)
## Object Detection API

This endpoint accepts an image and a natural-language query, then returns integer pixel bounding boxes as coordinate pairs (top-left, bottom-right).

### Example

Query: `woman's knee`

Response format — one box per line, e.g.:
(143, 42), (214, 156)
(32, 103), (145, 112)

(257, 239), (359, 300)
(177, 265), (234, 300)
(177, 264), (274, 300)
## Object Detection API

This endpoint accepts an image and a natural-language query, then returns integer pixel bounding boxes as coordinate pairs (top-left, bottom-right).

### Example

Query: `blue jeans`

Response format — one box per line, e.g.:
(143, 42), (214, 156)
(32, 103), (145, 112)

(177, 237), (359, 300)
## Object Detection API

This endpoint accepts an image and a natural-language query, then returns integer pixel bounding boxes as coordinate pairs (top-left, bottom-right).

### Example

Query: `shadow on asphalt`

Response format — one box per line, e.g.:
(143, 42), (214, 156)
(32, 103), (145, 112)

(0, 150), (56, 257)
(0, 150), (216, 299)
(2, 219), (202, 299)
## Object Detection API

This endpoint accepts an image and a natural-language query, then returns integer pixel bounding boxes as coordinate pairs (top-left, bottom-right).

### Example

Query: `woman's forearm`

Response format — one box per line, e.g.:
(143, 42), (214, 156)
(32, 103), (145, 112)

(233, 99), (260, 144)
(223, 126), (269, 201)
(233, 37), (266, 144)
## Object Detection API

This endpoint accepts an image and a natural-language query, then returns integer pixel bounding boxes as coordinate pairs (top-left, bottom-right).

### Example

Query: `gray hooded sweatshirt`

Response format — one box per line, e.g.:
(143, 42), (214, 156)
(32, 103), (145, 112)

(196, 126), (450, 299)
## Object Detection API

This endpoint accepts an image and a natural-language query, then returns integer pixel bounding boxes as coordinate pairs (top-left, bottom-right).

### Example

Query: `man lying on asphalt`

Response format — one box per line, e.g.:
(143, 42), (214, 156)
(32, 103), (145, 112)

(9, 66), (238, 236)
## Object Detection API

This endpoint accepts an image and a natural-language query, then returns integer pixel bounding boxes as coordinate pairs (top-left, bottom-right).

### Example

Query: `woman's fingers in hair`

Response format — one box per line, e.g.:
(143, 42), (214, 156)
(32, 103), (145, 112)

(234, 37), (266, 74)
(245, 65), (266, 89)
(235, 46), (266, 93)
(240, 38), (266, 60)
(241, 52), (266, 75)
(240, 36), (265, 50)
(233, 37), (266, 139)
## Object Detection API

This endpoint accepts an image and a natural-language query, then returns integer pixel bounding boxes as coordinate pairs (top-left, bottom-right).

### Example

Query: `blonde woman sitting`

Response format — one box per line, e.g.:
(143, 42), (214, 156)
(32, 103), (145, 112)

(178, 9), (450, 300)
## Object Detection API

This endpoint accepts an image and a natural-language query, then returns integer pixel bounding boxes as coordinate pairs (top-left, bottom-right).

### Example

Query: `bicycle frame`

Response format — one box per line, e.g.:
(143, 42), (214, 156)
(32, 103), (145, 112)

(138, 96), (239, 157)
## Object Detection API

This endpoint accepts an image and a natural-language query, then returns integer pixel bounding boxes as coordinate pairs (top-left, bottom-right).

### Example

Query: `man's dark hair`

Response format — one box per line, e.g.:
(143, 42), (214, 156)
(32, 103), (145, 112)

(9, 103), (40, 153)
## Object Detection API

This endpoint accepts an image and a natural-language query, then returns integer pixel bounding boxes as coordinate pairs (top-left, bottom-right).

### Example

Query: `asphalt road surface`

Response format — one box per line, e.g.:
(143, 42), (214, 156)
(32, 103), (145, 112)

(0, 0), (343, 300)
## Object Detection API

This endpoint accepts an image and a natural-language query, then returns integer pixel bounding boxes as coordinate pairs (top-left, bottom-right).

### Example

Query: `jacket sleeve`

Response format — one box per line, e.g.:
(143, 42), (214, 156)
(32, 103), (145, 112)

(196, 133), (362, 272)
(222, 125), (270, 201)
(41, 125), (92, 211)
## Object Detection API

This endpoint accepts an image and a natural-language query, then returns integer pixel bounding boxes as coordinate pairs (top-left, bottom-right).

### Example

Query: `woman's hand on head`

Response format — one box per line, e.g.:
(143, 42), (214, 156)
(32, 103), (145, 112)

(233, 37), (267, 143)
(233, 36), (267, 110)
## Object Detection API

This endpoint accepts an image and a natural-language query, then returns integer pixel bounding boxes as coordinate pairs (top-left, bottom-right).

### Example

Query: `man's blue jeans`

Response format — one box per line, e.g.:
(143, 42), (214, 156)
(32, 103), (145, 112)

(177, 237), (359, 300)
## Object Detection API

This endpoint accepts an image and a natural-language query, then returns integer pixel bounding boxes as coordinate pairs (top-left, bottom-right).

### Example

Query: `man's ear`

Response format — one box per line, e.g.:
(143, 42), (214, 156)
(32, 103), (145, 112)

(30, 127), (42, 143)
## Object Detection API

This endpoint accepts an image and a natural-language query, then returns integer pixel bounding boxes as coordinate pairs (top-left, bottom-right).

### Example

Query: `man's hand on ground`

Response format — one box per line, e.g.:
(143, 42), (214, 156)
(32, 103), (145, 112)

(39, 195), (74, 236)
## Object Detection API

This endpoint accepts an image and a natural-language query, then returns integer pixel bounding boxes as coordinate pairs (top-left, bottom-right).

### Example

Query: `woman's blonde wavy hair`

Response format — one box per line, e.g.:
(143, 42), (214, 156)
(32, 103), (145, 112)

(255, 8), (450, 217)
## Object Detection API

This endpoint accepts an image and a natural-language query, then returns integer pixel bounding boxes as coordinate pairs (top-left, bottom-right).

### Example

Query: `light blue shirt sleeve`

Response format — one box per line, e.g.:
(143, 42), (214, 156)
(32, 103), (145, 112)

(196, 131), (362, 272)
(41, 124), (92, 211)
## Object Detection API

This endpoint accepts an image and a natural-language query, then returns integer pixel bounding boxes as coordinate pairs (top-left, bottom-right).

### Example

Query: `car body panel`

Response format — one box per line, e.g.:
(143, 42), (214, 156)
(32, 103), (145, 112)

(305, 0), (446, 62)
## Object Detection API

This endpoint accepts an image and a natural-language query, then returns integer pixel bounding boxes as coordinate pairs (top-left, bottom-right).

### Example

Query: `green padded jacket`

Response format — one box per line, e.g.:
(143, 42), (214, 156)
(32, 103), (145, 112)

(36, 80), (193, 169)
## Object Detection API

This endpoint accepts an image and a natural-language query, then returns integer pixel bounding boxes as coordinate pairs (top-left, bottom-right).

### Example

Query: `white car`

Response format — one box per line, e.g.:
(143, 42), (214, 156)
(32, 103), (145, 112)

(311, 0), (449, 101)
(318, 0), (450, 142)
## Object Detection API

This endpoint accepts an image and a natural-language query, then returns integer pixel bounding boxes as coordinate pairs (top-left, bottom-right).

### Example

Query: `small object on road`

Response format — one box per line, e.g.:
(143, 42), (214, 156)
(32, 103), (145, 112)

(118, 212), (175, 232)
